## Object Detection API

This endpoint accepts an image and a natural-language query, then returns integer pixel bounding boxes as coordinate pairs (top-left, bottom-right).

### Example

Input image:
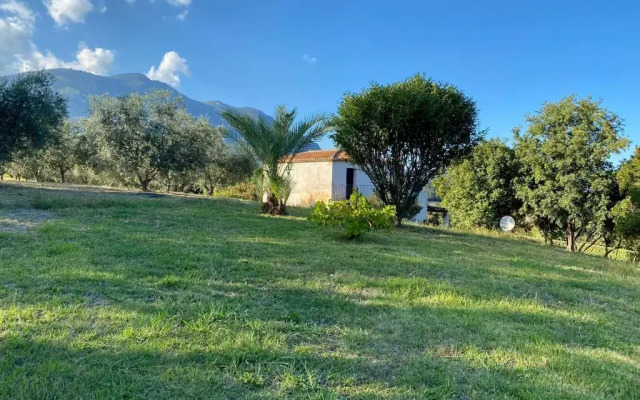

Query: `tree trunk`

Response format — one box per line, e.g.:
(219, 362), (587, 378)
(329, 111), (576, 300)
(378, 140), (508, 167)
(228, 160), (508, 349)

(262, 193), (285, 215)
(395, 211), (403, 227)
(60, 168), (66, 183)
(207, 186), (214, 196)
(140, 179), (151, 192)
(566, 225), (576, 252)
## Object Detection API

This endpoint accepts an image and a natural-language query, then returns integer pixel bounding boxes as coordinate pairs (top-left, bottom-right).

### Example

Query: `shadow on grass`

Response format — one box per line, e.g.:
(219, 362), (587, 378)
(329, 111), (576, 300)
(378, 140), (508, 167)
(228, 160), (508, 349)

(1, 182), (639, 399)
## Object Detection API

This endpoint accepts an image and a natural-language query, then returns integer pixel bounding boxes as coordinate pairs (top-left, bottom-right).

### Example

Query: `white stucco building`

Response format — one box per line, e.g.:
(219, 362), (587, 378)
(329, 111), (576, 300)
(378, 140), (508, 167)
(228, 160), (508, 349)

(282, 149), (428, 222)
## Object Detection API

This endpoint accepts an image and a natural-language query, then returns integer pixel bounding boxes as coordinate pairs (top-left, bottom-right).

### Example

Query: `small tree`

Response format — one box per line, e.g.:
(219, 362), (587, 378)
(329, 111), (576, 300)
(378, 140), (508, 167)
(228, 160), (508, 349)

(332, 74), (482, 225)
(434, 138), (520, 229)
(514, 96), (628, 252)
(86, 91), (210, 191)
(0, 71), (67, 164)
(156, 115), (212, 192)
(221, 105), (329, 215)
(203, 150), (257, 196)
(10, 148), (48, 182)
(44, 120), (87, 183)
(197, 126), (257, 196)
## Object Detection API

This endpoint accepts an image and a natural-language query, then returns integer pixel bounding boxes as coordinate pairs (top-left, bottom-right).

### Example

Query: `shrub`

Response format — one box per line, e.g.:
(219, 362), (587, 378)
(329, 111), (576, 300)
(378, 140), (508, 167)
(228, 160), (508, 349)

(216, 181), (258, 201)
(309, 191), (396, 239)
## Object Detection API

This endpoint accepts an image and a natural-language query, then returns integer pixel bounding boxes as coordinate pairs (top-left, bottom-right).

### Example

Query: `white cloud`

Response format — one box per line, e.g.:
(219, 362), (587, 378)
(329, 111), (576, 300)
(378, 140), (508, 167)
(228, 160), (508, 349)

(71, 43), (114, 74)
(167, 0), (190, 6)
(0, 1), (36, 70)
(16, 43), (115, 75)
(302, 54), (317, 64)
(176, 9), (187, 20)
(44, 0), (94, 25)
(146, 51), (189, 88)
(0, 1), (115, 75)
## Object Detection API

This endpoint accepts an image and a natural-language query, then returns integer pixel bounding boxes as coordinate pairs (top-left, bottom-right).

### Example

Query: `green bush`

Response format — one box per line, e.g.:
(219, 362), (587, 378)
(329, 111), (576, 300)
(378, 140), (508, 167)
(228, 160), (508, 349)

(216, 181), (258, 201)
(309, 192), (396, 239)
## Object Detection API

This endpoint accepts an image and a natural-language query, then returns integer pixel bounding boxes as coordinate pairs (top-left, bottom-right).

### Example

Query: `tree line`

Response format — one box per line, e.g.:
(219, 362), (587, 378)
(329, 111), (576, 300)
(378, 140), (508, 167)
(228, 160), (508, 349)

(3, 70), (640, 257)
(434, 96), (640, 256)
(1, 72), (256, 197)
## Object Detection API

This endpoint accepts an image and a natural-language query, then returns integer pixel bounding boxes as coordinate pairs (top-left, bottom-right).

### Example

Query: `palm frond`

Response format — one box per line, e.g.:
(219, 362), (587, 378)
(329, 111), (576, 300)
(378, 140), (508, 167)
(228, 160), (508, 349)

(221, 105), (330, 201)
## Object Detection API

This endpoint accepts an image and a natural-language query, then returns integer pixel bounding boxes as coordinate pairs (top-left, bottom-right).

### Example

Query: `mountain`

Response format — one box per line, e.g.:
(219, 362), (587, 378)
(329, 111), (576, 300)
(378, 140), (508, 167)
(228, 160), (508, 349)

(9, 68), (320, 150)
(44, 68), (271, 127)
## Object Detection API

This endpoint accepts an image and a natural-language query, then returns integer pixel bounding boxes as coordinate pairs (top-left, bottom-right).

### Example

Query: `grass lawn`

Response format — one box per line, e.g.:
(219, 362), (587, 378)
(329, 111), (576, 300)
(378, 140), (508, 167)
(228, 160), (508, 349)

(0, 182), (639, 399)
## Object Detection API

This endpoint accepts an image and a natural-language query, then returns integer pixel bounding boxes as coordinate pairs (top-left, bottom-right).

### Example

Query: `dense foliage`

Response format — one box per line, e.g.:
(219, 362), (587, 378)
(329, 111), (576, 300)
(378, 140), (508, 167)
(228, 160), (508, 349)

(612, 148), (640, 257)
(43, 121), (90, 183)
(222, 105), (330, 215)
(434, 139), (520, 229)
(201, 128), (257, 196)
(309, 191), (396, 239)
(333, 74), (482, 225)
(0, 71), (67, 164)
(84, 91), (211, 191)
(514, 96), (628, 252)
(5, 90), (256, 196)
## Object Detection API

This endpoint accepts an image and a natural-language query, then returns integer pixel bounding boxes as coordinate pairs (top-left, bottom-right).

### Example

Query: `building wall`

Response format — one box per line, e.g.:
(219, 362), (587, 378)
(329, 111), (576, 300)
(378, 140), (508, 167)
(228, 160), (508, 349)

(286, 161), (334, 207)
(331, 162), (427, 222)
(285, 160), (428, 223)
(331, 162), (374, 199)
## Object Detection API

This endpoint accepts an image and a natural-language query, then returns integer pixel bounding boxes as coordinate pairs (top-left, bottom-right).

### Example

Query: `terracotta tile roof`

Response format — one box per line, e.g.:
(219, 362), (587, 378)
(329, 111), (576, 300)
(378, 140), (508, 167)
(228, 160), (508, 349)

(281, 149), (350, 163)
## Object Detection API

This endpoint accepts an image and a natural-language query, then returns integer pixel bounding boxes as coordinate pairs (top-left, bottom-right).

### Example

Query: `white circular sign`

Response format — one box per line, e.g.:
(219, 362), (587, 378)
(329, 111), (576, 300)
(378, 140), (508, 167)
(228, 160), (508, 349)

(499, 216), (515, 232)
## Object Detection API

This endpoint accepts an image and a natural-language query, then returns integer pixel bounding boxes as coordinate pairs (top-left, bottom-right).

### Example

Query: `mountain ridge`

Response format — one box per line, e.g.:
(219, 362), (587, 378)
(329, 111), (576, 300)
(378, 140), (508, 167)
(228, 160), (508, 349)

(2, 68), (321, 150)
(38, 68), (273, 126)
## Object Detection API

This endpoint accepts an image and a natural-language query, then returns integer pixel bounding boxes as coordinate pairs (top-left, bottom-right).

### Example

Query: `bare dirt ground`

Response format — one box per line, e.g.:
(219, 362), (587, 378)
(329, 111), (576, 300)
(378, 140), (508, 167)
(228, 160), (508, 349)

(0, 180), (223, 233)
(0, 208), (54, 233)
(0, 181), (151, 233)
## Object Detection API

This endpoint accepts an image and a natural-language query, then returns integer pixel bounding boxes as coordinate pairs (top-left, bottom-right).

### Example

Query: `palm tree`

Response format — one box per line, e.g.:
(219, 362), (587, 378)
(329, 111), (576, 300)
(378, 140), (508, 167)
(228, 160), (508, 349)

(221, 105), (330, 215)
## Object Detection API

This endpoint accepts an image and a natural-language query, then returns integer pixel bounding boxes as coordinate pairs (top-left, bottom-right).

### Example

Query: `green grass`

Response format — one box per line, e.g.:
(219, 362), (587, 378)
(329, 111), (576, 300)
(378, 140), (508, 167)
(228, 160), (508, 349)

(1, 182), (639, 399)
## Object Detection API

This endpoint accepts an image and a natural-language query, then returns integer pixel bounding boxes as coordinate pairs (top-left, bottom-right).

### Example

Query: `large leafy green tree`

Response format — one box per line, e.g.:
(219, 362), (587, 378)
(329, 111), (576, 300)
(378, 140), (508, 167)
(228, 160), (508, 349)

(86, 91), (211, 191)
(611, 147), (640, 258)
(332, 74), (482, 225)
(221, 105), (329, 215)
(0, 71), (67, 164)
(434, 138), (520, 229)
(514, 96), (628, 252)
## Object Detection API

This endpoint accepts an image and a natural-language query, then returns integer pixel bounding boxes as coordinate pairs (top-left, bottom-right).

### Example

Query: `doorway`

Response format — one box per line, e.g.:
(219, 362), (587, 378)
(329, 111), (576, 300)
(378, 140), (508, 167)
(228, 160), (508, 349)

(346, 168), (355, 199)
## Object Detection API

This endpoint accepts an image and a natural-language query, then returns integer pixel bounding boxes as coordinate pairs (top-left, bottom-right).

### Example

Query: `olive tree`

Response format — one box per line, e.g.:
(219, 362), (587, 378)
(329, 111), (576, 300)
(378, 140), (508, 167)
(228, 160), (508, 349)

(201, 127), (257, 196)
(43, 120), (88, 183)
(0, 71), (67, 164)
(86, 91), (210, 191)
(332, 74), (482, 225)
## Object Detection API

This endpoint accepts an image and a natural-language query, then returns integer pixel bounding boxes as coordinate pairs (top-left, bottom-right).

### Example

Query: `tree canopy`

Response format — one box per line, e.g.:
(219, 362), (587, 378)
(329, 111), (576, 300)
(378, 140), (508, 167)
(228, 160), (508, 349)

(85, 91), (211, 191)
(434, 138), (520, 229)
(0, 71), (67, 164)
(514, 96), (628, 251)
(611, 147), (640, 257)
(43, 120), (88, 183)
(332, 74), (482, 225)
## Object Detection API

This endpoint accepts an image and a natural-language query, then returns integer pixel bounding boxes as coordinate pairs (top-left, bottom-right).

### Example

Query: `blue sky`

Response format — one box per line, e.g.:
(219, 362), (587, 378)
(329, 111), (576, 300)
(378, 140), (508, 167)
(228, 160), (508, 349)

(2, 0), (639, 160)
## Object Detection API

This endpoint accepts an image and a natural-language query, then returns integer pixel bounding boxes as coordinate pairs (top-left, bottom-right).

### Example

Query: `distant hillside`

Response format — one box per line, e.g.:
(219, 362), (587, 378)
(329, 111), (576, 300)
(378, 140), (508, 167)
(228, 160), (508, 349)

(4, 68), (320, 150)
(44, 69), (272, 127)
